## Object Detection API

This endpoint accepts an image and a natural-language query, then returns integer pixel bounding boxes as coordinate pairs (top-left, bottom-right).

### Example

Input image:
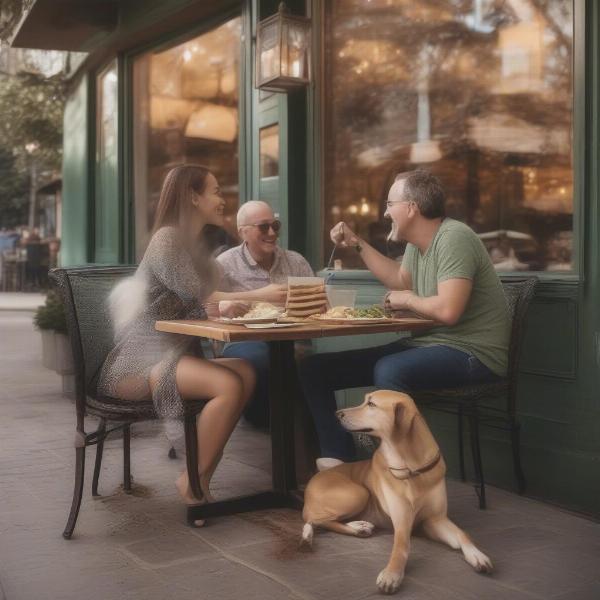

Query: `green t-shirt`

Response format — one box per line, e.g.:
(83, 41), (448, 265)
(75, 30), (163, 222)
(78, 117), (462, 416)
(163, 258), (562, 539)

(401, 218), (510, 376)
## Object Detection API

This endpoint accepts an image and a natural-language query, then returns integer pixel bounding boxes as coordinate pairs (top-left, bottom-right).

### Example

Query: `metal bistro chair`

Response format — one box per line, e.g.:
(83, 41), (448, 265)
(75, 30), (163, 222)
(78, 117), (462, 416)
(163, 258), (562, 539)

(412, 277), (538, 509)
(50, 266), (207, 539)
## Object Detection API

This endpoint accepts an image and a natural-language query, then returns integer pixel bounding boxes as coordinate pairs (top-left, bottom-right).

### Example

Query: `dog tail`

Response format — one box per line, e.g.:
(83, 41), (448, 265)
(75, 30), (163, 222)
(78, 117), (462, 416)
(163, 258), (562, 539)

(299, 522), (314, 550)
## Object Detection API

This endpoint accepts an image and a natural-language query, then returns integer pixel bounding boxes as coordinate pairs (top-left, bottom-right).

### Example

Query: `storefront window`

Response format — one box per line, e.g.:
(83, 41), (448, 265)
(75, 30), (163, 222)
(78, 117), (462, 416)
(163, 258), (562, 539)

(95, 61), (119, 262)
(260, 124), (279, 178)
(133, 17), (242, 259)
(323, 0), (573, 271)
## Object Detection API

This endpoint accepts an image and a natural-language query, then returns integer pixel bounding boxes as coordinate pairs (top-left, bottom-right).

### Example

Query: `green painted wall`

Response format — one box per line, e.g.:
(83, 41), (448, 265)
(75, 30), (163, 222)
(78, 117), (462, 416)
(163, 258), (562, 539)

(60, 75), (90, 266)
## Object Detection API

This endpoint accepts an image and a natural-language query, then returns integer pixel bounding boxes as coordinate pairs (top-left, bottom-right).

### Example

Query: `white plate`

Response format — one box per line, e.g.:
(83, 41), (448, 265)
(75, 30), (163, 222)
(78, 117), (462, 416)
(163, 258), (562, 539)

(212, 317), (281, 324)
(243, 323), (300, 329)
(309, 316), (391, 325)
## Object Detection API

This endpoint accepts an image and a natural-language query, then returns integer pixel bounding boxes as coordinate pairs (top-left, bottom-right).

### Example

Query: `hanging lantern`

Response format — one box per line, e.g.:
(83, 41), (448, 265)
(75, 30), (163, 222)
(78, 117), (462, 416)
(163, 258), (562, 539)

(255, 2), (311, 92)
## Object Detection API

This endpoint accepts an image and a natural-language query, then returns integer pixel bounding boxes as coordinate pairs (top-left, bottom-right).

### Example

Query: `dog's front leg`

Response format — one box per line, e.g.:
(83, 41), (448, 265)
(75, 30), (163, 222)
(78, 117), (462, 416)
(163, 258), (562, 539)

(376, 502), (412, 595)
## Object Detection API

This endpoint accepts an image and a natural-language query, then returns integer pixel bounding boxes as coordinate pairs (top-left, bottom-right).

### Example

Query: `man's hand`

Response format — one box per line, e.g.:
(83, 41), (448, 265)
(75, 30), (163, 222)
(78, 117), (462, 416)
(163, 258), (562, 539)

(256, 283), (288, 304)
(387, 290), (417, 311)
(330, 221), (361, 247)
(218, 301), (250, 318)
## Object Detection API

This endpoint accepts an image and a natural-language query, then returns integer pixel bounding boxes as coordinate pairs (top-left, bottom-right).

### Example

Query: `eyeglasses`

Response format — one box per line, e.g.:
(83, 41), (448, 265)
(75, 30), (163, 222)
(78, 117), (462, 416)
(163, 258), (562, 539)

(386, 200), (413, 209)
(243, 219), (282, 234)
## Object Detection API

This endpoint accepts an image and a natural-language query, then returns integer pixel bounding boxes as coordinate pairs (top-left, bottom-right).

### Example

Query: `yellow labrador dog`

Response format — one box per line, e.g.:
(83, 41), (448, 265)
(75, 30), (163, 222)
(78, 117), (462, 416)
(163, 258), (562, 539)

(301, 390), (492, 595)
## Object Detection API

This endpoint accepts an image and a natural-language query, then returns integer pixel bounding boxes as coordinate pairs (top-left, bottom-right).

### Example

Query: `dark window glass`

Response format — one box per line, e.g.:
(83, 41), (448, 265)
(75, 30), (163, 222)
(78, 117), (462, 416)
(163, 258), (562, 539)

(323, 0), (573, 271)
(133, 17), (241, 259)
(260, 124), (279, 178)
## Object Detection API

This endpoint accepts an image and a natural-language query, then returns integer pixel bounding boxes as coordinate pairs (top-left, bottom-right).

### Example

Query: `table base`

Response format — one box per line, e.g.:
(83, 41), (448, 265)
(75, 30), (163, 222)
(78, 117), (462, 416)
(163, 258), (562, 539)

(186, 490), (304, 523)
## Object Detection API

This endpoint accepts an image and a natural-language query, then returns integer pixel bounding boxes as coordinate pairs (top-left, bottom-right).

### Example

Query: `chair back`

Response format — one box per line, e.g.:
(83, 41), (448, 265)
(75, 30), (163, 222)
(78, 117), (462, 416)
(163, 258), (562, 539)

(49, 266), (137, 421)
(501, 277), (538, 407)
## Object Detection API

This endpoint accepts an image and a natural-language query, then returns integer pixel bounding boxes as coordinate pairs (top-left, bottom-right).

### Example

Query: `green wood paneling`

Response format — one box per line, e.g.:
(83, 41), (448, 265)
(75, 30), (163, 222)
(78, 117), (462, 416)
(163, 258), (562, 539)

(60, 75), (90, 266)
(251, 0), (307, 253)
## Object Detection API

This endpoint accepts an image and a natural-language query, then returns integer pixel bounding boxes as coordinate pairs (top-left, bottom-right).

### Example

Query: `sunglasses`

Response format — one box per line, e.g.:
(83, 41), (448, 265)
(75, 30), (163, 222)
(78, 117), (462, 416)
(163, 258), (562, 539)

(244, 220), (282, 234)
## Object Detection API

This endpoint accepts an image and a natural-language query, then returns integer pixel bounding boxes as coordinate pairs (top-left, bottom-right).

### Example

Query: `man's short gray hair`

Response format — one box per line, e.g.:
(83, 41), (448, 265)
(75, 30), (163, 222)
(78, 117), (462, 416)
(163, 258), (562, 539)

(237, 200), (274, 228)
(395, 170), (446, 219)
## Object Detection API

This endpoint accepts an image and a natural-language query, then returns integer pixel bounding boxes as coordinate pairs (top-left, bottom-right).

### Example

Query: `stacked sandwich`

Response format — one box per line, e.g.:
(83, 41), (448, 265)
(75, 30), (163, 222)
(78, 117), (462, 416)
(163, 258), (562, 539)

(285, 281), (328, 319)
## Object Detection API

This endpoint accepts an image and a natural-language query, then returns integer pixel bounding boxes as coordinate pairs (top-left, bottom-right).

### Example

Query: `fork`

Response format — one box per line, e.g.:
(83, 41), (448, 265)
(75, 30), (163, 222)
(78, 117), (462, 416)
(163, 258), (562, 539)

(326, 245), (336, 270)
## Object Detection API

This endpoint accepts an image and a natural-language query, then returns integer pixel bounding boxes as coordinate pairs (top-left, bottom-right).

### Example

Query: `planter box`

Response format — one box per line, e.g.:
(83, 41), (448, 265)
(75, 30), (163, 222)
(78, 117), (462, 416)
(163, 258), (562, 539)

(62, 374), (75, 399)
(55, 333), (75, 375)
(41, 330), (57, 371)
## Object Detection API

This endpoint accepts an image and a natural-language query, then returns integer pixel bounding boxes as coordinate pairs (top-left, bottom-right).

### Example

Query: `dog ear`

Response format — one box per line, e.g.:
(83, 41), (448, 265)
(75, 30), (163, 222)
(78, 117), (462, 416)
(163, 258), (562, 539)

(394, 402), (404, 430)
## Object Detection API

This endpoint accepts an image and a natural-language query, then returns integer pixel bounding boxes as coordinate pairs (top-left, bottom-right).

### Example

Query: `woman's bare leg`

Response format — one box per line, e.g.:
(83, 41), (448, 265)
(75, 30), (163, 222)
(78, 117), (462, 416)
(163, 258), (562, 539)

(154, 356), (255, 505)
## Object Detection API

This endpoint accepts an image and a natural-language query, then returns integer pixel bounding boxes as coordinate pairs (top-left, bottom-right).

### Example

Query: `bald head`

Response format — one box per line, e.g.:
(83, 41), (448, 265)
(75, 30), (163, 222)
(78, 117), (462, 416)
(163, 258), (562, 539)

(237, 200), (274, 229)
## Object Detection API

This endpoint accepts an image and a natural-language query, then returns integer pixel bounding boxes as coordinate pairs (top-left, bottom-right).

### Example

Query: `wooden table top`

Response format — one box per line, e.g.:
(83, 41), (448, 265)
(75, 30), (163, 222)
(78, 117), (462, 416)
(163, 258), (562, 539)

(155, 317), (435, 343)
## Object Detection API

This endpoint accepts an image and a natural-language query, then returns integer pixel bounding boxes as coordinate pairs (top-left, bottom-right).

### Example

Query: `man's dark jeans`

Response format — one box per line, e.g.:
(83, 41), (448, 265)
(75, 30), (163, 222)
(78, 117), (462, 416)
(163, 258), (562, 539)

(222, 341), (270, 427)
(298, 341), (502, 461)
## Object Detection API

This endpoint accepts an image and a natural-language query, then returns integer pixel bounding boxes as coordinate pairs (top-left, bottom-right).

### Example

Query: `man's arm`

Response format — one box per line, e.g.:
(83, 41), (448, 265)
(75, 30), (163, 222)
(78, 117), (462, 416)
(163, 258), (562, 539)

(388, 278), (472, 325)
(357, 239), (412, 291)
(330, 222), (411, 290)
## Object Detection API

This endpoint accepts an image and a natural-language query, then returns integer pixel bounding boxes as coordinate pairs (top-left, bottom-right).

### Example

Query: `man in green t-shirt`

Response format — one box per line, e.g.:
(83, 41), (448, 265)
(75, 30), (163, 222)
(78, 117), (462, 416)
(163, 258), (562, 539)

(299, 170), (510, 466)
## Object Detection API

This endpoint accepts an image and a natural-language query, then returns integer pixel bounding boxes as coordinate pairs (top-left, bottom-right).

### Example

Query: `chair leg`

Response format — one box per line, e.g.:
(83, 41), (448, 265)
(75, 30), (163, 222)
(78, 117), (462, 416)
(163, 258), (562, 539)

(184, 413), (203, 501)
(92, 419), (106, 496)
(63, 446), (86, 539)
(457, 407), (466, 482)
(123, 424), (132, 493)
(467, 411), (486, 509)
(510, 418), (526, 494)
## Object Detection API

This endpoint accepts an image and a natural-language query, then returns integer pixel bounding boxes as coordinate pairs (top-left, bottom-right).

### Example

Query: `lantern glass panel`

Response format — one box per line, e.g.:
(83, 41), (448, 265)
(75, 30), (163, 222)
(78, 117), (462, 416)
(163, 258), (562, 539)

(281, 21), (309, 79)
(259, 20), (281, 82)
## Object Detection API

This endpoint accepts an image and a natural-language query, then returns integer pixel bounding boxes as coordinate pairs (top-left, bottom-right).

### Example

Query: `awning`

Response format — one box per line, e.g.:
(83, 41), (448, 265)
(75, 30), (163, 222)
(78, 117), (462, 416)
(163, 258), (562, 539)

(10, 0), (118, 51)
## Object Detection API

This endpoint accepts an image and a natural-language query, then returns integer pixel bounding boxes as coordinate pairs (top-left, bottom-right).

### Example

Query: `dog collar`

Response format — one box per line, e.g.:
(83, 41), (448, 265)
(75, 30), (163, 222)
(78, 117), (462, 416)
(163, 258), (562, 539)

(388, 450), (441, 480)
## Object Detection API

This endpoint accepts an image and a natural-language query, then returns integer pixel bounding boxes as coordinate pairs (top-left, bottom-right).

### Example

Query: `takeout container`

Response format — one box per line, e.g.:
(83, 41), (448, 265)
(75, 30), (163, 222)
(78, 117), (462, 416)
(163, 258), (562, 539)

(325, 286), (357, 309)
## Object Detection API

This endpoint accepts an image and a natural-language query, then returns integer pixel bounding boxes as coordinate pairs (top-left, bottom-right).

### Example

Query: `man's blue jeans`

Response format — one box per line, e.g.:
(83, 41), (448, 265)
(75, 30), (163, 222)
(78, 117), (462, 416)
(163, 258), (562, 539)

(222, 341), (270, 427)
(298, 341), (502, 461)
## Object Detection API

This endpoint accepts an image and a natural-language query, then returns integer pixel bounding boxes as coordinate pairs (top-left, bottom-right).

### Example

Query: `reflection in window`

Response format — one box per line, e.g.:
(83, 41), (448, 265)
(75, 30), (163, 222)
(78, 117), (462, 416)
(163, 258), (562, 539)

(133, 17), (241, 259)
(260, 124), (279, 178)
(323, 0), (573, 271)
(96, 62), (118, 255)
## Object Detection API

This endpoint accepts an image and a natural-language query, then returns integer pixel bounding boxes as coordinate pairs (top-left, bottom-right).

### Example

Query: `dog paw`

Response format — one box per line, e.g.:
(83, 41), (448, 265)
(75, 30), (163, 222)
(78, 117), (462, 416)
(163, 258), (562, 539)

(347, 520), (374, 537)
(376, 568), (403, 594)
(300, 523), (314, 549)
(464, 546), (493, 574)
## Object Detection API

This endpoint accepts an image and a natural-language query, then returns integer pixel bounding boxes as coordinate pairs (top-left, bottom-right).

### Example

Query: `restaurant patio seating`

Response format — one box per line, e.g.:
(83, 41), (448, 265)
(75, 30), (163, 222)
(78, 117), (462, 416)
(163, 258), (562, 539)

(411, 277), (538, 510)
(50, 266), (207, 539)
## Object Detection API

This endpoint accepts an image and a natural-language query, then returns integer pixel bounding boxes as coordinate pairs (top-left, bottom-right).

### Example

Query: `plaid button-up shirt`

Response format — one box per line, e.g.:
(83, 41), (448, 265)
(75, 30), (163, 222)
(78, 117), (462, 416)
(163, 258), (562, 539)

(216, 243), (314, 292)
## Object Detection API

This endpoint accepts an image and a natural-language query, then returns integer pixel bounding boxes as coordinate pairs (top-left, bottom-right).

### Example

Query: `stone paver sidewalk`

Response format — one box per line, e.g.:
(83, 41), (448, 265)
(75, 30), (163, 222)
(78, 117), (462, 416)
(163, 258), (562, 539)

(1, 310), (599, 600)
(0, 292), (45, 311)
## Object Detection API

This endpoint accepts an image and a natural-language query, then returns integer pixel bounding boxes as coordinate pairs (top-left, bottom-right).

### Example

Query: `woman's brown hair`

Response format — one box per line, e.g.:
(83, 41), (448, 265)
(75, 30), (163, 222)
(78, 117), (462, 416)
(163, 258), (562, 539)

(152, 164), (212, 234)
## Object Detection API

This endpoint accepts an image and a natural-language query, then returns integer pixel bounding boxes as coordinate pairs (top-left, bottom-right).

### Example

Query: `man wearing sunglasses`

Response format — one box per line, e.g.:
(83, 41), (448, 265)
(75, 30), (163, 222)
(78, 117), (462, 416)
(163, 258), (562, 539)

(215, 200), (313, 427)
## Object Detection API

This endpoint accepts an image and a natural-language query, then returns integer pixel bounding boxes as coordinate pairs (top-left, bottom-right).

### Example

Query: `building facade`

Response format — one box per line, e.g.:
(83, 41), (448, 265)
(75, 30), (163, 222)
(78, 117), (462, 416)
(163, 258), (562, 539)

(12, 0), (600, 516)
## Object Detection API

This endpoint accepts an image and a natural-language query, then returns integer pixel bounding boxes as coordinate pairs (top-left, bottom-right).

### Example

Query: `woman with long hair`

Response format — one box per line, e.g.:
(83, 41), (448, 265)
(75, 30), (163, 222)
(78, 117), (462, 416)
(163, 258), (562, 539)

(97, 164), (255, 505)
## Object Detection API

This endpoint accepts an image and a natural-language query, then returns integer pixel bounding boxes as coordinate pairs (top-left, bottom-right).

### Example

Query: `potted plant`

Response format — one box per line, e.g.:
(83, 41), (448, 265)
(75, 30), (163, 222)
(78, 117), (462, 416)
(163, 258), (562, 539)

(34, 291), (60, 370)
(34, 291), (74, 383)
